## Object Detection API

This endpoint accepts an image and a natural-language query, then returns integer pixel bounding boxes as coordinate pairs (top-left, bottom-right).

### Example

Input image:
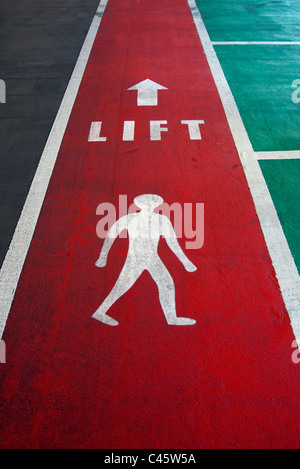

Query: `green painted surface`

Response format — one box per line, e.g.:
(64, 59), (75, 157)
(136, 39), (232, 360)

(196, 0), (300, 42)
(259, 160), (300, 273)
(213, 45), (300, 152)
(195, 0), (300, 272)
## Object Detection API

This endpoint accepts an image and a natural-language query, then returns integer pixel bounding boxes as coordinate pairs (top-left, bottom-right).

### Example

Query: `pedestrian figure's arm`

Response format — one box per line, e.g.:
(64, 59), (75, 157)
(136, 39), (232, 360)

(162, 217), (197, 272)
(96, 216), (129, 268)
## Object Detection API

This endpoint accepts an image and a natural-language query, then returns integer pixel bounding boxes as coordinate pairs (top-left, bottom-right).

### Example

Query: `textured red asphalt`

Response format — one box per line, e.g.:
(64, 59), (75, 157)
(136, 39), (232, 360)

(0, 0), (299, 449)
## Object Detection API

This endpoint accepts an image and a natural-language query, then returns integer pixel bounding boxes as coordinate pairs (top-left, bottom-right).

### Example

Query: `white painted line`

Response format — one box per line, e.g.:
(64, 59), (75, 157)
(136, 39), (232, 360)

(188, 0), (300, 346)
(212, 41), (300, 46)
(0, 0), (109, 340)
(256, 151), (300, 160)
(0, 79), (6, 103)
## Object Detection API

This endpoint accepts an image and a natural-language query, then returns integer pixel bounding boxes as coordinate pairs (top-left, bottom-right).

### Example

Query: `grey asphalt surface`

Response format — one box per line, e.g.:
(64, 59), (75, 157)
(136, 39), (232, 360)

(0, 0), (100, 268)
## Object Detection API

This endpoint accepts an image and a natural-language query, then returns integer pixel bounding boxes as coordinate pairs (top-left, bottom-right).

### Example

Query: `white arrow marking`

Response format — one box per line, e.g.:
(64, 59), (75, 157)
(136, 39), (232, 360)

(127, 79), (168, 106)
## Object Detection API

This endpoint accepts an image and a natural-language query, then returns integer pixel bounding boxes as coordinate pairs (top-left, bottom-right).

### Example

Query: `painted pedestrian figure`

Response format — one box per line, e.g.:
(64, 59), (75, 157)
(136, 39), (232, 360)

(92, 194), (197, 326)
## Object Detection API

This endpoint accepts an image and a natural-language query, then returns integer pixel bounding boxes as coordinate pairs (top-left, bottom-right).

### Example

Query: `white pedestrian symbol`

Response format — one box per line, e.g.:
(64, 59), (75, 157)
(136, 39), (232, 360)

(92, 194), (197, 326)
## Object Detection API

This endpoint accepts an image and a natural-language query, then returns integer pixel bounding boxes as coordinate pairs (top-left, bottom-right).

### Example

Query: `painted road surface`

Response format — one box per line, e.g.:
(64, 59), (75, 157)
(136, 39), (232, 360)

(195, 0), (300, 276)
(0, 0), (300, 449)
(0, 0), (100, 269)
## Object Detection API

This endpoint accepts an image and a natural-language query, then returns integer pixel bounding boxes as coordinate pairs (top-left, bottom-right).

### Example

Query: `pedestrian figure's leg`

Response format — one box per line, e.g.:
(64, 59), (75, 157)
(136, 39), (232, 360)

(148, 260), (196, 325)
(93, 260), (144, 325)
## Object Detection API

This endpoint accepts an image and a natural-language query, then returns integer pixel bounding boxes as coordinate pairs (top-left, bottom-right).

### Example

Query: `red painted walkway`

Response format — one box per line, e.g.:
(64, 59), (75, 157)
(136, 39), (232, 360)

(0, 0), (299, 449)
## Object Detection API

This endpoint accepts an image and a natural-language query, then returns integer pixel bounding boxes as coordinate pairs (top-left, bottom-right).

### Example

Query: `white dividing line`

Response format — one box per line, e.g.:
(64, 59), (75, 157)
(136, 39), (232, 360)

(0, 0), (109, 340)
(212, 41), (300, 46)
(188, 0), (300, 346)
(256, 151), (300, 160)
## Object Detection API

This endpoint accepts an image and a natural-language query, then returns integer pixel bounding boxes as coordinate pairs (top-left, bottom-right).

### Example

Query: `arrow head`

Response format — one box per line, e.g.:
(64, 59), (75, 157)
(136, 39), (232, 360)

(128, 79), (168, 106)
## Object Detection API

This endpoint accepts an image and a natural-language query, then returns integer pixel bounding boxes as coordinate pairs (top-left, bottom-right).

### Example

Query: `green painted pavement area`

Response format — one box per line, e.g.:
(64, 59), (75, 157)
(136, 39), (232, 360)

(195, 0), (300, 272)
(259, 159), (300, 274)
(213, 45), (300, 152)
(195, 0), (300, 42)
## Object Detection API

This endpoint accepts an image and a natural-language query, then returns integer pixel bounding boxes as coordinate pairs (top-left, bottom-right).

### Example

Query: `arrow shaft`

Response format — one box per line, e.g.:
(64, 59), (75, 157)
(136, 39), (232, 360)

(137, 89), (158, 106)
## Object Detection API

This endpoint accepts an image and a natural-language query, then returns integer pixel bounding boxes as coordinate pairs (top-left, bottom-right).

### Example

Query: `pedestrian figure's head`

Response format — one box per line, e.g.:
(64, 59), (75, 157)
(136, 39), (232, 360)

(134, 194), (163, 211)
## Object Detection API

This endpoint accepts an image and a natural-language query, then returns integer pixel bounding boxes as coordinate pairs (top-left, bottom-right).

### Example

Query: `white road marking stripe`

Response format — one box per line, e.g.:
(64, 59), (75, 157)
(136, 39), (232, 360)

(188, 0), (300, 345)
(256, 151), (300, 160)
(212, 41), (300, 45)
(0, 0), (109, 340)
